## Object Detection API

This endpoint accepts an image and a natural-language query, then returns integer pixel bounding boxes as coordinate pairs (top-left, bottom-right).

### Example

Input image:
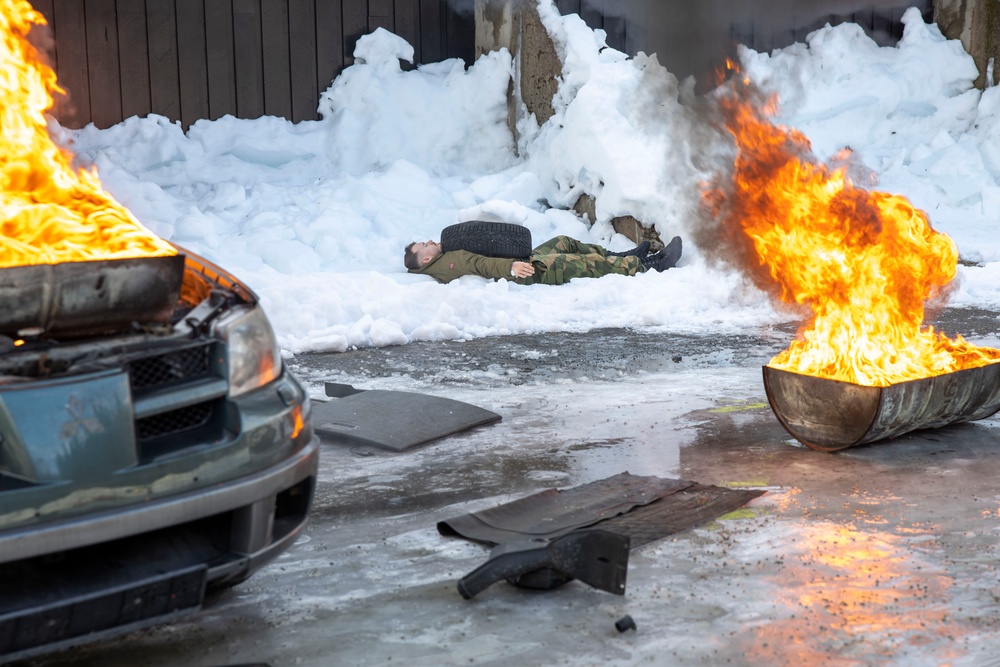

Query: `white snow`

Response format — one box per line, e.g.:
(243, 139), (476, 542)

(62, 4), (1000, 355)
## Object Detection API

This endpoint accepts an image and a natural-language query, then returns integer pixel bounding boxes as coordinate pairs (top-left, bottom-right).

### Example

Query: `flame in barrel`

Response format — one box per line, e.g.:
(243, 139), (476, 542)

(702, 67), (1000, 387)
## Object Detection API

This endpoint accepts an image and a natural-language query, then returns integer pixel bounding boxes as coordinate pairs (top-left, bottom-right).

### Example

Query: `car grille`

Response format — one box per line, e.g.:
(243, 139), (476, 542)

(129, 343), (213, 391)
(135, 402), (215, 441)
(127, 342), (229, 461)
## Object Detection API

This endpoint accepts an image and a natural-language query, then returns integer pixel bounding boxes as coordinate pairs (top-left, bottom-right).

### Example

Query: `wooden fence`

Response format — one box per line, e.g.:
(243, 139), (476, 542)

(29, 0), (930, 130)
(31, 0), (474, 129)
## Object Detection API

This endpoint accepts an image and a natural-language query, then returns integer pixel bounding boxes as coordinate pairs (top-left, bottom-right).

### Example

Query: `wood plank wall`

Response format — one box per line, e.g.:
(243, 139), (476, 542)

(28, 0), (927, 130)
(30, 0), (474, 129)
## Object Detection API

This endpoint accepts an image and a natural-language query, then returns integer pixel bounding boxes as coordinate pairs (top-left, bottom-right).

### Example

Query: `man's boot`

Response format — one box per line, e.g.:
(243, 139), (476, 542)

(640, 236), (682, 272)
(607, 240), (650, 259)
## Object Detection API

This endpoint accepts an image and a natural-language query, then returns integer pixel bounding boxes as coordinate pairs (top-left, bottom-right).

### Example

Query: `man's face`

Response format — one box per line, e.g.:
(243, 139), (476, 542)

(411, 240), (442, 265)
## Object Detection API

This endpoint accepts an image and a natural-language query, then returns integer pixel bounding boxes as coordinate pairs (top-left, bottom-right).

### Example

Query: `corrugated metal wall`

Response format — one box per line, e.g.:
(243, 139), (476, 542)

(29, 0), (930, 129)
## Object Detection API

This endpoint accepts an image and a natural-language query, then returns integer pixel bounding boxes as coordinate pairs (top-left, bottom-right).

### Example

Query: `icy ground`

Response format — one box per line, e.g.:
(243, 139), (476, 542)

(24, 310), (1000, 667)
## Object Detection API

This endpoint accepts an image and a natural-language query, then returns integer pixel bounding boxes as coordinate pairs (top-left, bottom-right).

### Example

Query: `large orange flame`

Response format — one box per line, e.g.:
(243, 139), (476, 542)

(703, 71), (1000, 387)
(0, 0), (175, 268)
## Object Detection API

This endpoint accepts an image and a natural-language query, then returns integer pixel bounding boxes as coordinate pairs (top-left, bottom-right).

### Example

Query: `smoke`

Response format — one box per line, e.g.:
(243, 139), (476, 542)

(25, 11), (54, 65)
(686, 76), (815, 322)
(444, 0), (475, 20)
(690, 69), (962, 336)
(688, 80), (774, 294)
(549, 0), (744, 84)
(25, 11), (80, 128)
(577, 0), (628, 20)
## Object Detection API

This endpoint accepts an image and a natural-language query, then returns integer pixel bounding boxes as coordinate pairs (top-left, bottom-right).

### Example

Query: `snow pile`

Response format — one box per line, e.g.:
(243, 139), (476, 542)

(64, 3), (1000, 354)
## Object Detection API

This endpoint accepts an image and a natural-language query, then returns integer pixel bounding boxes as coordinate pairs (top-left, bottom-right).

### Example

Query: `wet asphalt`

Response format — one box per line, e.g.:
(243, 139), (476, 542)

(289, 306), (1000, 386)
(16, 306), (1000, 667)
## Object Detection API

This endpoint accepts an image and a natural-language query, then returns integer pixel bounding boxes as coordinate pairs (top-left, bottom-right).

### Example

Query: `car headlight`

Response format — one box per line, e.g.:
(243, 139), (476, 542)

(216, 306), (283, 397)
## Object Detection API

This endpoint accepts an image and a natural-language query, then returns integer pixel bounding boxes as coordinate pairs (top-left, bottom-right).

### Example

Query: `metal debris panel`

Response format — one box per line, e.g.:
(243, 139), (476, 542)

(439, 472), (765, 547)
(312, 390), (501, 452)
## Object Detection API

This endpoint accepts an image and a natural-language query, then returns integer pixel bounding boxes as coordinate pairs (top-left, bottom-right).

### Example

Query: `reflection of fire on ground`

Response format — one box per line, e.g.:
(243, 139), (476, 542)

(714, 491), (965, 664)
(0, 0), (173, 267)
(746, 520), (964, 665)
(699, 64), (1000, 387)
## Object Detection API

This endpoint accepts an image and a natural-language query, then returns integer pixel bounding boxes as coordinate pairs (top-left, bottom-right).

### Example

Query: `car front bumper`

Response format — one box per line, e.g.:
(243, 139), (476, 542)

(0, 433), (319, 663)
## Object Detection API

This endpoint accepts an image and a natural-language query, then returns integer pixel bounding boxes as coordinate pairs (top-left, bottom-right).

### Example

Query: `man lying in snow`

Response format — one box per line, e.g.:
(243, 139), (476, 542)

(404, 235), (682, 285)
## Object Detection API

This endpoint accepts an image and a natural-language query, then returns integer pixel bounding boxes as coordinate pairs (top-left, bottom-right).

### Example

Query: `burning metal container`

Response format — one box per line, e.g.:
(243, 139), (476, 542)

(763, 364), (1000, 451)
(0, 254), (185, 337)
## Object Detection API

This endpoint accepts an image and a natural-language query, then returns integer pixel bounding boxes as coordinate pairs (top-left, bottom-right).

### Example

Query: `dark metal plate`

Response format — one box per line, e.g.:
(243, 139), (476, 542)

(312, 389), (501, 452)
(438, 472), (765, 546)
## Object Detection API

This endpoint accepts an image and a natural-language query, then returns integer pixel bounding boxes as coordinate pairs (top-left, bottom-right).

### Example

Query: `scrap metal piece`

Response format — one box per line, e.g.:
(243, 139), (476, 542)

(439, 473), (694, 546)
(443, 473), (766, 599)
(324, 382), (365, 398)
(457, 529), (630, 600)
(313, 389), (501, 452)
(763, 364), (1000, 451)
(615, 615), (637, 632)
(440, 473), (764, 547)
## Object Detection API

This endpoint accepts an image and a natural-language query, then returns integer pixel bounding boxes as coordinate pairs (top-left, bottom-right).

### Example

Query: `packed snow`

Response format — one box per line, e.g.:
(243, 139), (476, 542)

(62, 4), (1000, 355)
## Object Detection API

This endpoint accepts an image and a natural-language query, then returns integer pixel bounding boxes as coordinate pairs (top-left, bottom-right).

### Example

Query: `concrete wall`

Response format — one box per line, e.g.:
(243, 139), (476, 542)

(935, 0), (1000, 87)
(475, 0), (559, 151)
(474, 0), (667, 246)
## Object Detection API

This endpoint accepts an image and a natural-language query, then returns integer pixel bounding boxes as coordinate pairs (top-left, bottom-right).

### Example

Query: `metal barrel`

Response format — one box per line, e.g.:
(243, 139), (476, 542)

(762, 363), (1000, 451)
(0, 254), (186, 337)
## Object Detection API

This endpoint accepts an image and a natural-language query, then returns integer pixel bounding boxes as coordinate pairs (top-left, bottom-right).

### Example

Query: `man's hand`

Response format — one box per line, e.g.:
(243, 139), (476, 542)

(511, 261), (535, 278)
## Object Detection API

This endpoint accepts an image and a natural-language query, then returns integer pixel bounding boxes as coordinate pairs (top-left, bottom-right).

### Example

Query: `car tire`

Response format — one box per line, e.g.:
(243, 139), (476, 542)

(440, 221), (533, 260)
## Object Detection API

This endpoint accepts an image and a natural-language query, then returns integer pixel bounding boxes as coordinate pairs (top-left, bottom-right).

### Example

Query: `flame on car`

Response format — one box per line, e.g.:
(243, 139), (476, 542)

(0, 0), (175, 268)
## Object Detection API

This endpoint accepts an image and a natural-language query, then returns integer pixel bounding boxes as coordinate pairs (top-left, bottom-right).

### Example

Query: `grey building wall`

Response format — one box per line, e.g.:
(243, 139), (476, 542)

(555, 0), (932, 87)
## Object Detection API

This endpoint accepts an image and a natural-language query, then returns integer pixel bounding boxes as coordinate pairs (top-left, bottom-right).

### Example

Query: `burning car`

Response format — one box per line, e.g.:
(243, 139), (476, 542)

(0, 1), (318, 662)
(0, 250), (319, 663)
